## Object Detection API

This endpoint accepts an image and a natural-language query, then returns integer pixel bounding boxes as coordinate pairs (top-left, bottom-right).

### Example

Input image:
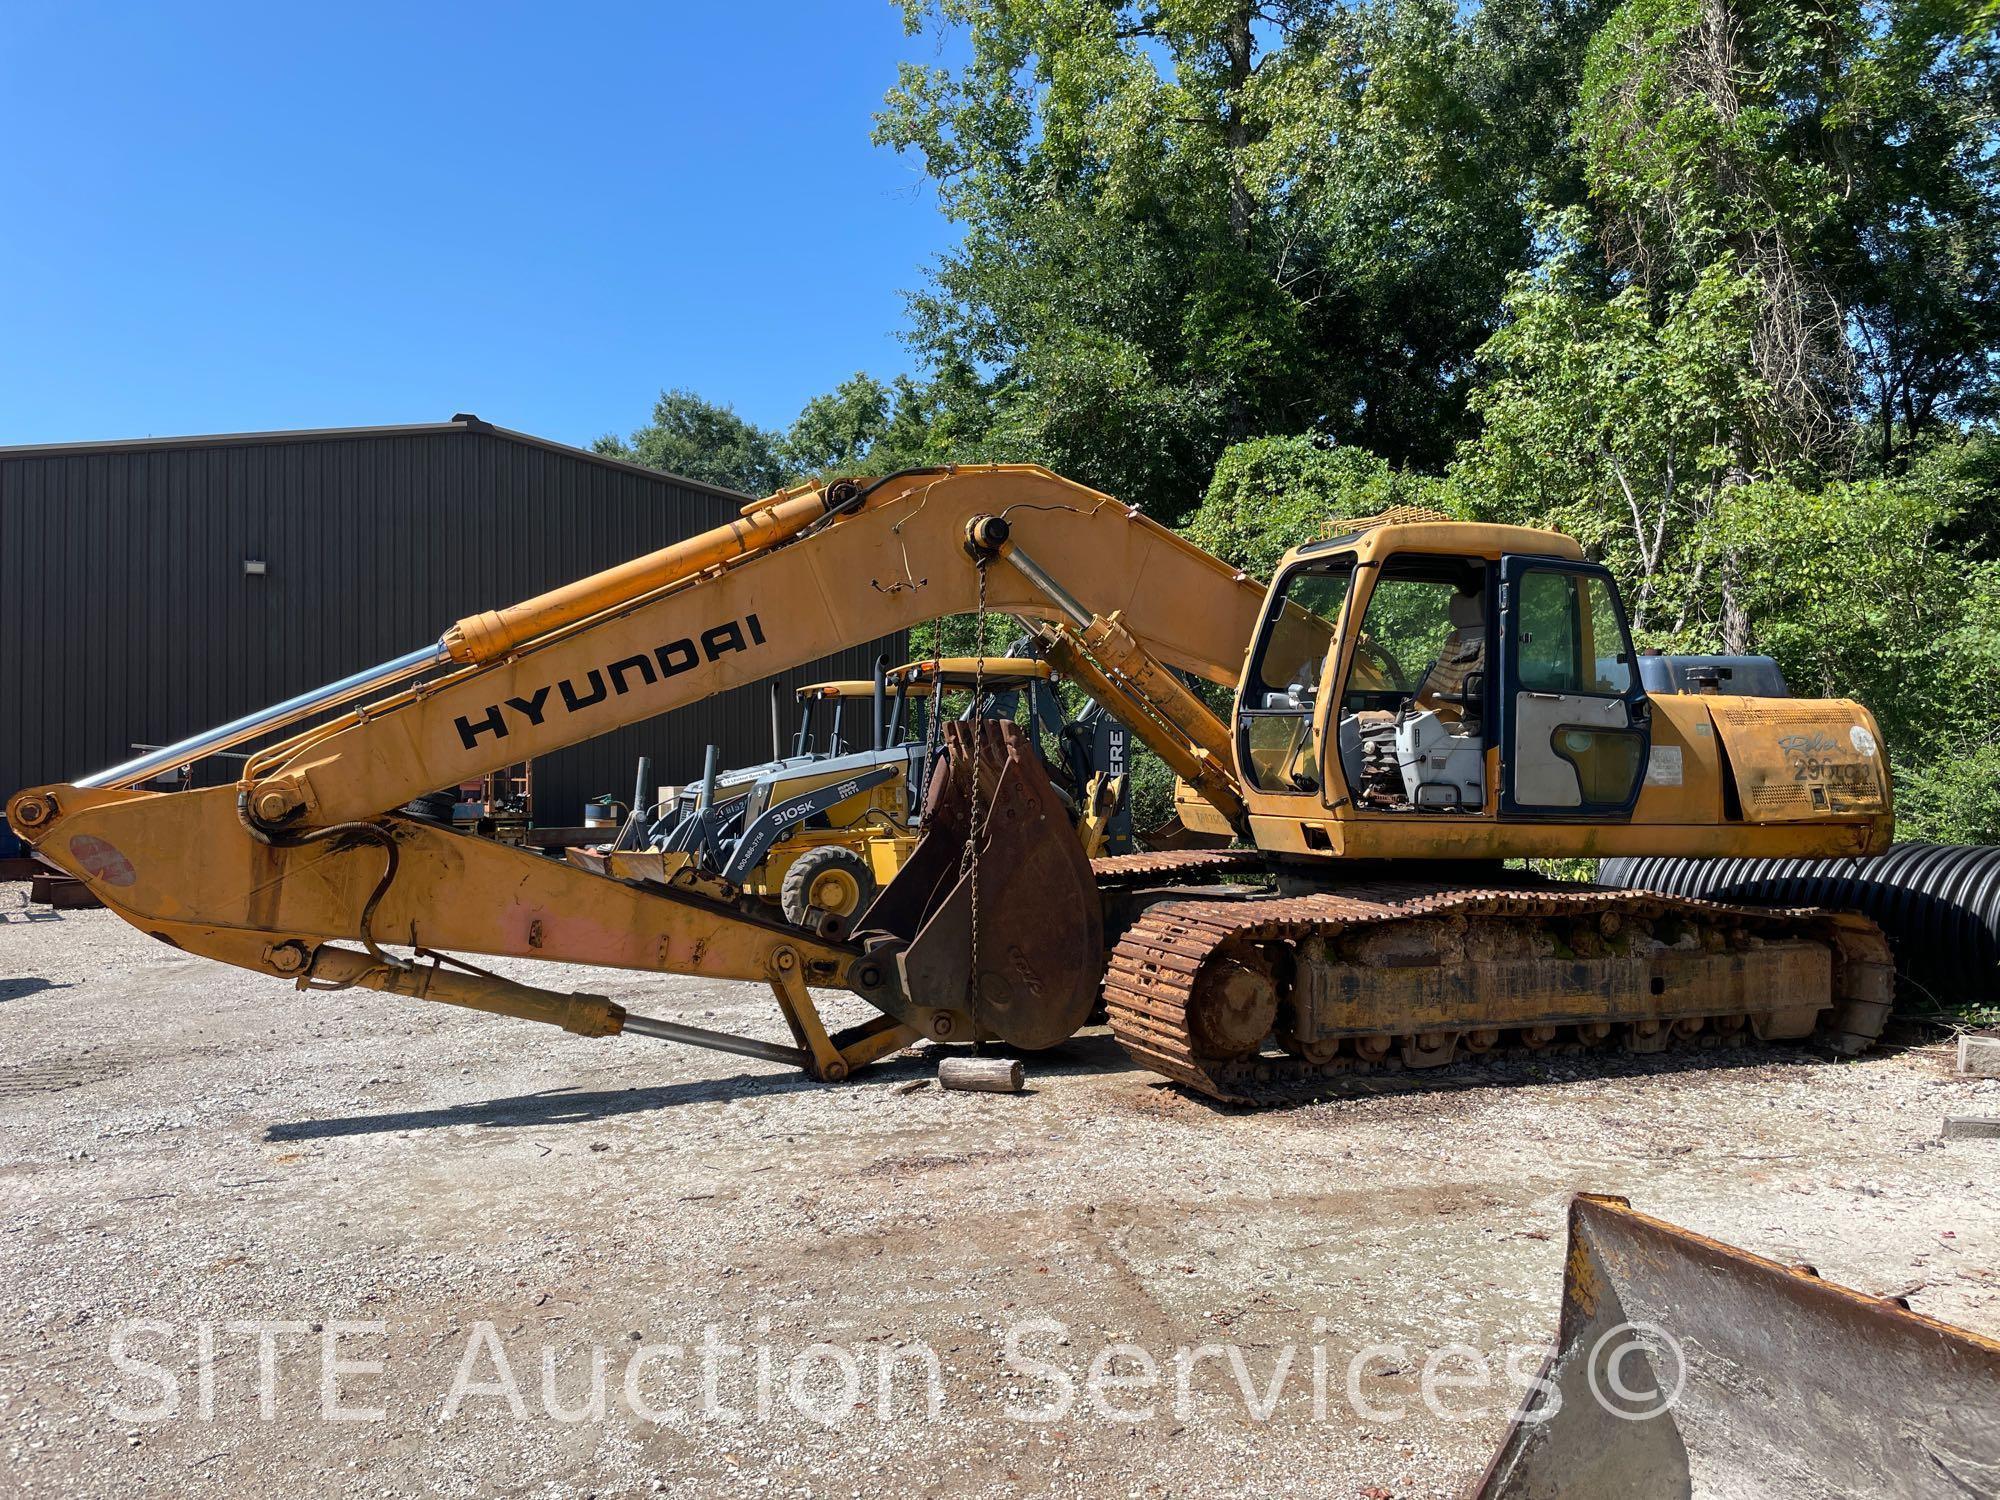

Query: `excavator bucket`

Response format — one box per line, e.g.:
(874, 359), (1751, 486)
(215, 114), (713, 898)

(859, 720), (1103, 1050)
(1474, 1194), (2000, 1499)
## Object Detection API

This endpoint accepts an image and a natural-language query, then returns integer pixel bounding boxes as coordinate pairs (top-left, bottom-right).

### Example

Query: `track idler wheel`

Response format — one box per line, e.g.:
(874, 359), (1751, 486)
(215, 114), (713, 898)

(1188, 957), (1278, 1062)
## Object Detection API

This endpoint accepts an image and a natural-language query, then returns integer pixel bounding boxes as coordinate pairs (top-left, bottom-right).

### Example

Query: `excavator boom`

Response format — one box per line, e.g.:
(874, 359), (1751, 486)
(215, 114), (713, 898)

(219, 466), (1257, 831)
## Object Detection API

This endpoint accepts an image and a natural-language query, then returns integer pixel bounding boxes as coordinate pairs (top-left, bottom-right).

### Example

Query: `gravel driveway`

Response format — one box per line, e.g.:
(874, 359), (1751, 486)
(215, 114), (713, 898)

(2, 884), (1995, 1497)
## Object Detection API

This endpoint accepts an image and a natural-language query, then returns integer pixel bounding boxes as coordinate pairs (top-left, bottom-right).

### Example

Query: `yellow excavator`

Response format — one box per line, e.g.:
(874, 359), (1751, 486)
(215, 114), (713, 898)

(8, 466), (1895, 1102)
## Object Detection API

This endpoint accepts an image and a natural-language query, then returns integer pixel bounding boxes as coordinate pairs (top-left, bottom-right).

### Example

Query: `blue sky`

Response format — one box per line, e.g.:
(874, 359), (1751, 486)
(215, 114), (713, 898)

(0, 3), (964, 448)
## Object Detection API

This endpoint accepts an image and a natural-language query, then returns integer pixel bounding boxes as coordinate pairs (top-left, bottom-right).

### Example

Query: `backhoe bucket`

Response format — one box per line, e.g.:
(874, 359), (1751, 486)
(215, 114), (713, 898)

(859, 720), (1102, 1050)
(1474, 1194), (2000, 1499)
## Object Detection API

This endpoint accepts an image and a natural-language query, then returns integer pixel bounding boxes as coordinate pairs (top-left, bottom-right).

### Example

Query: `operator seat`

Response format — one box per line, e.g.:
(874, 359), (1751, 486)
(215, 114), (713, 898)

(1416, 587), (1486, 727)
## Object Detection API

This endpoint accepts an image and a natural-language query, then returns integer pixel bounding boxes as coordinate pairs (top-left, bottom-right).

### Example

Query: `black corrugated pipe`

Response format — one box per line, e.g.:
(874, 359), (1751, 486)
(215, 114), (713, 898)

(1601, 844), (2000, 1007)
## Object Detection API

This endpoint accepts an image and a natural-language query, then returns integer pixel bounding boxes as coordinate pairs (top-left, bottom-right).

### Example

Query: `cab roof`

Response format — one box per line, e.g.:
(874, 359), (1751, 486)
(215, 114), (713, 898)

(1291, 516), (1585, 568)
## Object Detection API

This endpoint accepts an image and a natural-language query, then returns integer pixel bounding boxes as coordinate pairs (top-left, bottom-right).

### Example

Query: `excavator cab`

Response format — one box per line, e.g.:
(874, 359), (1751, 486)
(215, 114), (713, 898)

(1231, 517), (1654, 830)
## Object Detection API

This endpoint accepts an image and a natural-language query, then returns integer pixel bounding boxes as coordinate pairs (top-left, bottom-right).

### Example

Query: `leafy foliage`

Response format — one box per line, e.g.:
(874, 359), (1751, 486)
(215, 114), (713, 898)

(1457, 220), (1769, 640)
(1578, 0), (2000, 466)
(871, 0), (1599, 520)
(1705, 476), (2000, 842)
(593, 390), (784, 496)
(1186, 435), (1451, 576)
(776, 373), (894, 479)
(1708, 475), (1965, 738)
(1829, 5), (2000, 459)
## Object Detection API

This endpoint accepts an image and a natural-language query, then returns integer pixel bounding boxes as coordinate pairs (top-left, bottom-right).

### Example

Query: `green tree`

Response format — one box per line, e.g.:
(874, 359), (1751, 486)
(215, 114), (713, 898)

(1456, 220), (1769, 641)
(1186, 435), (1449, 576)
(877, 0), (1577, 520)
(1894, 549), (2000, 846)
(1705, 465), (2000, 841)
(594, 389), (784, 495)
(777, 372), (895, 478)
(1578, 0), (1852, 470)
(1826, 7), (2000, 461)
(773, 368), (995, 479)
(1467, 0), (1626, 210)
(1579, 0), (2000, 469)
(1707, 474), (1966, 739)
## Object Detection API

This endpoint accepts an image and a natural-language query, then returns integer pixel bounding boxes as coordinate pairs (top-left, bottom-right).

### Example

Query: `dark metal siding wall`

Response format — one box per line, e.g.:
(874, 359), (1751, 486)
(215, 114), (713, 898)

(0, 427), (903, 827)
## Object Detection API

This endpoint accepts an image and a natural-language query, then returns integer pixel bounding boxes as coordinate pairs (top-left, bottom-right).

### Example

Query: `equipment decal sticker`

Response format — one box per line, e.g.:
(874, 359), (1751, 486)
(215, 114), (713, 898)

(69, 833), (137, 887)
(1644, 746), (1684, 786)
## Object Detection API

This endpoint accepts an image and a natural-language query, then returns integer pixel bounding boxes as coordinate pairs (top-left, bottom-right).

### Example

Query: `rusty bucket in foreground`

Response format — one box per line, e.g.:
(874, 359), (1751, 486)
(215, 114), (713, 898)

(1474, 1194), (2000, 1500)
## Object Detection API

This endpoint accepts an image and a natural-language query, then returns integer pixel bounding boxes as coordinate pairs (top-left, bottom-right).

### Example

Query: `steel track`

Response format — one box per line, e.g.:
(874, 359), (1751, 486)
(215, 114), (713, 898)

(1091, 853), (1895, 1106)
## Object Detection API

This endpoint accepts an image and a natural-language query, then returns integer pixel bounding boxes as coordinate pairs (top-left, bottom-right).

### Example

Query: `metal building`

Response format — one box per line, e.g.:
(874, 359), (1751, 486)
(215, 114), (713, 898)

(0, 415), (903, 841)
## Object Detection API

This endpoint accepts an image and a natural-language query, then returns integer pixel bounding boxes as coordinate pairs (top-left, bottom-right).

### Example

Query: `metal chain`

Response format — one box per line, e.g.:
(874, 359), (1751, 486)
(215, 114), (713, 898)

(924, 613), (946, 759)
(917, 608), (947, 818)
(960, 558), (991, 1028)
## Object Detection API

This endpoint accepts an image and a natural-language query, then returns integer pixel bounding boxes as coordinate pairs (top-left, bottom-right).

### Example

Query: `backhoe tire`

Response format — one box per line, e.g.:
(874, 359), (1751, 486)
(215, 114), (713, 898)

(780, 846), (877, 935)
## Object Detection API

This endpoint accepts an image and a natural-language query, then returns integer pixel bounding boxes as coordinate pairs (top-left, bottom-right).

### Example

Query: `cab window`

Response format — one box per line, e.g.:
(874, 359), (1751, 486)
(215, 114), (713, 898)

(1504, 564), (1646, 812)
(1517, 570), (1637, 696)
(1239, 560), (1353, 793)
(1332, 556), (1490, 813)
(1339, 569), (1483, 713)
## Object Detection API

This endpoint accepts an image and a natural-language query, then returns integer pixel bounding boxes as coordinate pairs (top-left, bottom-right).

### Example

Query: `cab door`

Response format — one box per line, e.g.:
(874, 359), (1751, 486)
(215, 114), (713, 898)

(1497, 557), (1651, 816)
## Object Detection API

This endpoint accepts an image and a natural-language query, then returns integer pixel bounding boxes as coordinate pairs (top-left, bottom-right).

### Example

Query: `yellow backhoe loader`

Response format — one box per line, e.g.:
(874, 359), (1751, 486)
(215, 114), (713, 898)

(574, 656), (1118, 936)
(8, 466), (1894, 1101)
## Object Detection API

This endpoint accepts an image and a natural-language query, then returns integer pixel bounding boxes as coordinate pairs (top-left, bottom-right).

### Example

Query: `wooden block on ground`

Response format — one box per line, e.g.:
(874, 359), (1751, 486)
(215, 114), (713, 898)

(939, 1057), (1026, 1094)
(29, 873), (100, 910)
(1957, 1034), (2000, 1079)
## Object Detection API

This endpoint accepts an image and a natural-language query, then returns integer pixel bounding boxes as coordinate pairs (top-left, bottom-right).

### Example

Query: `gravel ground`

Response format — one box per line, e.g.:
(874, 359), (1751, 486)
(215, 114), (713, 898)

(1, 881), (1996, 1498)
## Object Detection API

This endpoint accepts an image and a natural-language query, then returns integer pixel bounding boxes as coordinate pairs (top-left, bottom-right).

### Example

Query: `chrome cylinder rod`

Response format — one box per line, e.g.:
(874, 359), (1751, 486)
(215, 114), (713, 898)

(999, 542), (1094, 629)
(76, 640), (451, 790)
(620, 1012), (811, 1068)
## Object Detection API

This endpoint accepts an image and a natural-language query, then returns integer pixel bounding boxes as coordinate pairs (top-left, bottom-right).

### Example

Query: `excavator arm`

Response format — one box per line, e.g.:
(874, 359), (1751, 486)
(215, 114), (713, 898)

(9, 466), (1266, 1079)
